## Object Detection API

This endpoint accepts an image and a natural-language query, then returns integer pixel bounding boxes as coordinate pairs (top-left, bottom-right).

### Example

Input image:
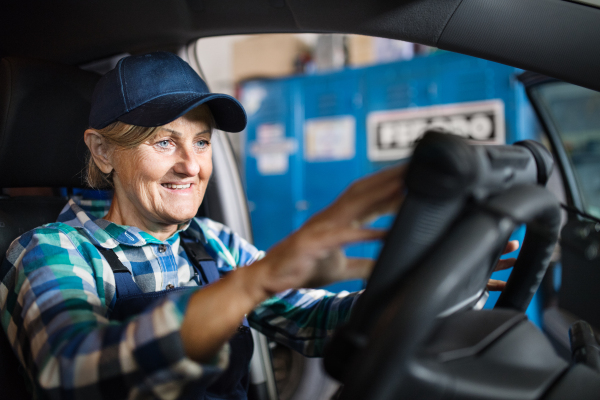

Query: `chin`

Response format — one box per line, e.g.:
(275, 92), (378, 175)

(154, 202), (200, 224)
(162, 208), (199, 225)
(159, 197), (202, 221)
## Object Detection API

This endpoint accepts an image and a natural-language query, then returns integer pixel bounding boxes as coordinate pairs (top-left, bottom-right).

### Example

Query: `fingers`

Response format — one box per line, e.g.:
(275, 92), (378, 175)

(351, 190), (405, 226)
(503, 240), (519, 254)
(494, 257), (516, 271)
(350, 164), (406, 200)
(353, 164), (407, 195)
(488, 243), (518, 292)
(487, 279), (506, 291)
(492, 241), (518, 271)
(313, 227), (387, 249)
(305, 254), (376, 288)
(308, 164), (407, 231)
(337, 164), (405, 204)
(333, 169), (406, 222)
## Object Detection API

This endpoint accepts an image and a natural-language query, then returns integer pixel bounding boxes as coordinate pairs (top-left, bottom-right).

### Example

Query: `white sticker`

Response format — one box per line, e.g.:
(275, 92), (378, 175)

(257, 123), (283, 143)
(304, 116), (356, 162)
(256, 153), (289, 175)
(240, 85), (267, 117)
(249, 123), (297, 175)
(367, 100), (505, 161)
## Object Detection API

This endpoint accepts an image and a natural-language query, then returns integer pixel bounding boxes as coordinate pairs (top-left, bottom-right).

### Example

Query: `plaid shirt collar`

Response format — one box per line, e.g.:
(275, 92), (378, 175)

(57, 197), (207, 250)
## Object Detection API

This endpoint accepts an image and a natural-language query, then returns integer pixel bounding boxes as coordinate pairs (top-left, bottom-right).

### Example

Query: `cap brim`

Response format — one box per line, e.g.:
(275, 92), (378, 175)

(117, 93), (247, 132)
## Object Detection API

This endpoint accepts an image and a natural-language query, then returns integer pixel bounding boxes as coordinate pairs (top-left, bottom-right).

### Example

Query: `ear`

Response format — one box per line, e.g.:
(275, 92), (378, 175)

(84, 129), (114, 174)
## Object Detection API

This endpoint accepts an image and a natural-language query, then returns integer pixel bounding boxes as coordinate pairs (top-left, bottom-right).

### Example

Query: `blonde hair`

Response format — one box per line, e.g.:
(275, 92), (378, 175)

(86, 104), (216, 189)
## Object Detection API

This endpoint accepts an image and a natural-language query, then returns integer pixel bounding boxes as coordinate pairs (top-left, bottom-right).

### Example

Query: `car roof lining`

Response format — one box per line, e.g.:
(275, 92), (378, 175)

(0, 0), (462, 64)
(1, 0), (599, 91)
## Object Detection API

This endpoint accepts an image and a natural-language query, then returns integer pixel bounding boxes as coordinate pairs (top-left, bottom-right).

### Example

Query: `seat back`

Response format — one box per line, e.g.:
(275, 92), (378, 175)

(0, 57), (100, 399)
(0, 196), (70, 257)
(0, 197), (76, 399)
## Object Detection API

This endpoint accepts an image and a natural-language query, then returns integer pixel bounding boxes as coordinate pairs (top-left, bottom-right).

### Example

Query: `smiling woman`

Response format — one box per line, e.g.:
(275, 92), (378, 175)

(85, 105), (216, 240)
(0, 51), (406, 400)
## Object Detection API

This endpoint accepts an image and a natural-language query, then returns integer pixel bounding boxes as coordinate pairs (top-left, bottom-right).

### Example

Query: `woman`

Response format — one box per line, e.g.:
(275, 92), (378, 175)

(0, 52), (406, 399)
(0, 52), (514, 400)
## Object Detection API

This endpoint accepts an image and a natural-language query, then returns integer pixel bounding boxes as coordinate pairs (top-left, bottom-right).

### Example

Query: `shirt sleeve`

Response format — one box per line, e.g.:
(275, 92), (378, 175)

(195, 217), (265, 272)
(248, 288), (361, 357)
(197, 217), (361, 357)
(0, 226), (228, 400)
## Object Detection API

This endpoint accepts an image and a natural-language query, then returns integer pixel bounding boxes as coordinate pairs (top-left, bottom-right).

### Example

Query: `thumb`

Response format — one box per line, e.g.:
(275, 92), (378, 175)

(345, 258), (376, 280)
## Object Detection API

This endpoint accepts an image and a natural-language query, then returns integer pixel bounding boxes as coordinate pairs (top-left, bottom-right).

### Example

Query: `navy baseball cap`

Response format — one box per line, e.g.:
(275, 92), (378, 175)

(89, 52), (247, 132)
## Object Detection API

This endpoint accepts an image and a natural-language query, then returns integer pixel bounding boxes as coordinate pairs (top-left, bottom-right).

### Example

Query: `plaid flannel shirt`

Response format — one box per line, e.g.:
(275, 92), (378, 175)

(0, 198), (360, 399)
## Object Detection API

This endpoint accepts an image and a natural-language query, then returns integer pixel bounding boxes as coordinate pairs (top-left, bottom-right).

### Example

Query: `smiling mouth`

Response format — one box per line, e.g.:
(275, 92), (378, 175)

(162, 183), (192, 190)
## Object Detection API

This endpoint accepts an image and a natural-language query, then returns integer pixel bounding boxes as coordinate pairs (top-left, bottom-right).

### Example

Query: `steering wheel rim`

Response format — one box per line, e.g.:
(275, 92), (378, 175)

(323, 132), (561, 399)
(336, 185), (560, 400)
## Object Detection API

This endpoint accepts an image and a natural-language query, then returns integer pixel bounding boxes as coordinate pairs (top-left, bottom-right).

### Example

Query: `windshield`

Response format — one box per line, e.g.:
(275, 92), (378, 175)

(530, 82), (600, 218)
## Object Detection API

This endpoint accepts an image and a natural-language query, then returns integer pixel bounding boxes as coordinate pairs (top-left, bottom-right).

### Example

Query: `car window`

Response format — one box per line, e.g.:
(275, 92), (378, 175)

(530, 82), (600, 218)
(193, 34), (538, 252)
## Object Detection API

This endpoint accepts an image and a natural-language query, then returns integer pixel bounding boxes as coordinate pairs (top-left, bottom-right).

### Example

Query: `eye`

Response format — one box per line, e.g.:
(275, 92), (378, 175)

(195, 139), (210, 150)
(153, 139), (175, 151)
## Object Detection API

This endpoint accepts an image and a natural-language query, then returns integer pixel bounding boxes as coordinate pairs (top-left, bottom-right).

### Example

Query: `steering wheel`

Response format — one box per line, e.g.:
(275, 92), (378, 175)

(323, 131), (565, 399)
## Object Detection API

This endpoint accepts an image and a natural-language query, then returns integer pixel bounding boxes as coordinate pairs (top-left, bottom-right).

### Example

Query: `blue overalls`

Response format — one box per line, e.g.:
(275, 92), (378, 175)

(96, 238), (254, 400)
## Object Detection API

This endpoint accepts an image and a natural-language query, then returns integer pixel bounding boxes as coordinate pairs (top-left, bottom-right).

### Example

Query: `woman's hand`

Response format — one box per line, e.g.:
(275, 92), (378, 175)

(253, 164), (407, 296)
(252, 163), (517, 296)
(486, 240), (519, 291)
(183, 165), (406, 362)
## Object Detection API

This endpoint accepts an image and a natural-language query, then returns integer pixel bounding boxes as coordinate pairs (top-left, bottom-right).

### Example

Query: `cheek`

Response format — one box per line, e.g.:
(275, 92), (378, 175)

(115, 149), (168, 191)
(199, 155), (213, 181)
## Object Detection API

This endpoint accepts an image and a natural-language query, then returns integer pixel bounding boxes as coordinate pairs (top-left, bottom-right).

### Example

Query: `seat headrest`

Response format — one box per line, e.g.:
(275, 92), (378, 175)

(0, 57), (101, 188)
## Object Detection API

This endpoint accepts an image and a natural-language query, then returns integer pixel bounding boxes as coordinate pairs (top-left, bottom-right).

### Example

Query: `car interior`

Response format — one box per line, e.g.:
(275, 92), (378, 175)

(2, 0), (600, 399)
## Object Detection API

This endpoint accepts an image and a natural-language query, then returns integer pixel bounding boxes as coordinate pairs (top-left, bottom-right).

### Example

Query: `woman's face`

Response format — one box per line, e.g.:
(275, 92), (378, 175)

(110, 107), (213, 230)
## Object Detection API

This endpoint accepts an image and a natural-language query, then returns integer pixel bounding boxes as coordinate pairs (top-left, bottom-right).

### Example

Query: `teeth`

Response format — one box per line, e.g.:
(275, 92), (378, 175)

(162, 183), (191, 189)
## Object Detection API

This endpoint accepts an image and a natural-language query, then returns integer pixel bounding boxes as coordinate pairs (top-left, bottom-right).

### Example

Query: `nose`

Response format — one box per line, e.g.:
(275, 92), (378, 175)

(173, 143), (201, 177)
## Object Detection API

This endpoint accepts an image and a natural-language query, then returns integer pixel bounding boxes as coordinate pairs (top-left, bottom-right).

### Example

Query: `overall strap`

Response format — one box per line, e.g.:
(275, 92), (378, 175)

(96, 247), (143, 297)
(180, 239), (221, 285)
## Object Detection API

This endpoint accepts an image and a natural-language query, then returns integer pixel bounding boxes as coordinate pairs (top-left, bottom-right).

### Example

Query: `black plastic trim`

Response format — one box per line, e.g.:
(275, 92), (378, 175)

(522, 80), (585, 210)
(0, 0), (464, 65)
(517, 71), (559, 88)
(438, 0), (600, 93)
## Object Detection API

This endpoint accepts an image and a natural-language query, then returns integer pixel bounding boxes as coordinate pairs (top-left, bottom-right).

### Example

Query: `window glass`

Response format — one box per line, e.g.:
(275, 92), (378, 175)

(532, 82), (600, 217)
